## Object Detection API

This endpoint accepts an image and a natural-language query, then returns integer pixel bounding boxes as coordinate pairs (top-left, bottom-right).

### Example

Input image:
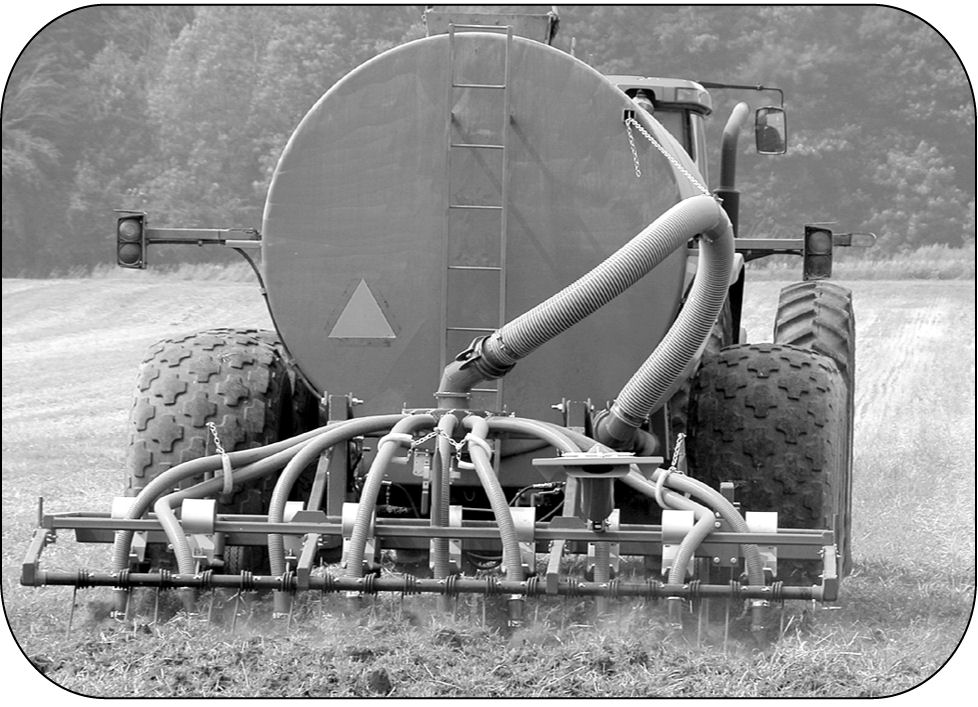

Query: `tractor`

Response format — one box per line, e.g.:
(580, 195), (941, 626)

(22, 6), (873, 634)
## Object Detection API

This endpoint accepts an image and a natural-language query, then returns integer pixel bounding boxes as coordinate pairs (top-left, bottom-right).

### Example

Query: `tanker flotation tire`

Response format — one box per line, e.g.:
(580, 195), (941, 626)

(125, 328), (294, 572)
(666, 297), (736, 445)
(686, 343), (849, 586)
(773, 280), (855, 576)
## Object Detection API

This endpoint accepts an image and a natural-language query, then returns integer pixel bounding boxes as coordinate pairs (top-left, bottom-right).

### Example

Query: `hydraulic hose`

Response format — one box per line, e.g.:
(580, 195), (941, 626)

(344, 414), (437, 578)
(436, 194), (732, 408)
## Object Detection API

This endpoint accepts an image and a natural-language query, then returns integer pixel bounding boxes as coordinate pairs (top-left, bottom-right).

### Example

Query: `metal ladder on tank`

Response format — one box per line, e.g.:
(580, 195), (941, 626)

(441, 24), (513, 412)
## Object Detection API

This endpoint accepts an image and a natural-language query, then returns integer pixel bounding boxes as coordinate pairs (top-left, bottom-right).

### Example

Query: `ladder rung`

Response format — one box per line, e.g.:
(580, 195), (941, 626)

(448, 265), (502, 271)
(450, 24), (513, 34)
(451, 142), (504, 150)
(452, 82), (506, 90)
(448, 204), (503, 211)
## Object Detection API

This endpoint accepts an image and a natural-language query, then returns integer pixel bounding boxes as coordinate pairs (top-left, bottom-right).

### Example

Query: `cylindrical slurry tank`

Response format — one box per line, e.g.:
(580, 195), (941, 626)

(262, 31), (691, 420)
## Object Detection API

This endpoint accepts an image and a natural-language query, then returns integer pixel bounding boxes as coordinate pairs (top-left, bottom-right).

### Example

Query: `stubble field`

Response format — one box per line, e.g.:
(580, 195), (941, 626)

(1, 274), (975, 699)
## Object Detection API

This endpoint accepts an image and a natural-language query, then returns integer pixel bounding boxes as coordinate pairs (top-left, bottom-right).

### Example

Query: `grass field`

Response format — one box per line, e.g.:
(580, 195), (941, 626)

(2, 275), (975, 699)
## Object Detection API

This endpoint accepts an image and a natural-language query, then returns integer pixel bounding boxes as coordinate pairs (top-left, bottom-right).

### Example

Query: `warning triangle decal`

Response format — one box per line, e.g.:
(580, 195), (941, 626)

(329, 279), (396, 339)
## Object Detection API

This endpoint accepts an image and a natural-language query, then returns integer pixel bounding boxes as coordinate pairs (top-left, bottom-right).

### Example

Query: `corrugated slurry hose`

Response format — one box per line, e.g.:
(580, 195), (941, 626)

(436, 193), (735, 446)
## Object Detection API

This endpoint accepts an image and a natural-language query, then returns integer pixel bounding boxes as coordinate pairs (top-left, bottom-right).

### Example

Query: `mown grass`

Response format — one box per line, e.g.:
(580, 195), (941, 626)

(2, 278), (974, 699)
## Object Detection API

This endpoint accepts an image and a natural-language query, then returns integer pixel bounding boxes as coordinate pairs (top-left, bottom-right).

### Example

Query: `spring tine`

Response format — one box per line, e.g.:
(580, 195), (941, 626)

(286, 595), (295, 629)
(153, 586), (161, 626)
(697, 600), (704, 647)
(723, 599), (730, 655)
(207, 591), (216, 624)
(66, 586), (78, 637)
(231, 592), (241, 632)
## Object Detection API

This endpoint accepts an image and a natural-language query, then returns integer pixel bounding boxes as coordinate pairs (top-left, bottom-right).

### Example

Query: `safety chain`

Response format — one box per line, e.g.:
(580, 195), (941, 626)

(656, 433), (691, 508)
(206, 422), (235, 496)
(410, 428), (468, 455)
(624, 117), (712, 197)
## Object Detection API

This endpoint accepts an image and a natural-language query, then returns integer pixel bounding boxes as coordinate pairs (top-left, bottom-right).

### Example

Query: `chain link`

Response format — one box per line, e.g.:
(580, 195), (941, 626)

(206, 422), (226, 455)
(625, 117), (712, 197)
(410, 428), (467, 454)
(206, 422), (234, 495)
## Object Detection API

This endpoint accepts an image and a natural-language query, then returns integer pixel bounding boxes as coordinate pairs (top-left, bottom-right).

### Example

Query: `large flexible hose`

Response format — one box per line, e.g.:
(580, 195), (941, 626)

(436, 194), (732, 407)
(539, 422), (765, 592)
(485, 417), (580, 455)
(595, 202), (734, 448)
(344, 414), (437, 578)
(463, 417), (525, 582)
(111, 434), (322, 574)
(111, 419), (392, 576)
(266, 414), (407, 578)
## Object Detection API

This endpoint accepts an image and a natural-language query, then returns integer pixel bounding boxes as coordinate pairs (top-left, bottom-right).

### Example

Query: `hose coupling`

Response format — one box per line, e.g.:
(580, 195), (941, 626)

(456, 335), (517, 380)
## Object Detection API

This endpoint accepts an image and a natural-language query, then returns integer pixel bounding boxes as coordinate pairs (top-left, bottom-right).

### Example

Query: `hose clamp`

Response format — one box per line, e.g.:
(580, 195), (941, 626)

(206, 422), (234, 496)
(379, 432), (415, 448)
(463, 433), (494, 459)
(455, 335), (517, 380)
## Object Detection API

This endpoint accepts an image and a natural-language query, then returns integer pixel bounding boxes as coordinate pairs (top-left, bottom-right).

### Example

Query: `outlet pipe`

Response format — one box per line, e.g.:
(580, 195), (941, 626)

(110, 419), (402, 573)
(436, 194), (733, 423)
(539, 422), (766, 595)
(430, 413), (459, 580)
(344, 414), (438, 578)
(264, 414), (407, 615)
(266, 414), (408, 577)
(464, 416), (527, 626)
(594, 204), (734, 450)
(111, 433), (320, 576)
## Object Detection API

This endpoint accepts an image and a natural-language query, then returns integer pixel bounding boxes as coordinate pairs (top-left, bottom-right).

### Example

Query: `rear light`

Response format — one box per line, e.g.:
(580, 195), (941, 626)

(117, 214), (146, 269)
(803, 226), (833, 279)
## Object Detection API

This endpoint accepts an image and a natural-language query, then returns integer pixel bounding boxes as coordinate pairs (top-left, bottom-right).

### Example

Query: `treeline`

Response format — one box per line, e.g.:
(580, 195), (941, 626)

(2, 5), (974, 275)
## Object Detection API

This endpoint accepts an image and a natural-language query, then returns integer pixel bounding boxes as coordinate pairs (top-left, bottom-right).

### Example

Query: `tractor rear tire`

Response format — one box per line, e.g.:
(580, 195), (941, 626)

(686, 343), (848, 586)
(773, 281), (855, 576)
(125, 328), (294, 573)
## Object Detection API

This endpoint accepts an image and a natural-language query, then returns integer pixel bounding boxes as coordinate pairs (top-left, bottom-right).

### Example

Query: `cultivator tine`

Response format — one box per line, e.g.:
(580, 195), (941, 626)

(723, 599), (730, 654)
(66, 586), (78, 637)
(697, 599), (705, 647)
(230, 592), (242, 632)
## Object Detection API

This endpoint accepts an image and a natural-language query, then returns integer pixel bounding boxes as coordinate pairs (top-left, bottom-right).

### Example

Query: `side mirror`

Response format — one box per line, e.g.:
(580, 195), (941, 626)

(755, 106), (787, 155)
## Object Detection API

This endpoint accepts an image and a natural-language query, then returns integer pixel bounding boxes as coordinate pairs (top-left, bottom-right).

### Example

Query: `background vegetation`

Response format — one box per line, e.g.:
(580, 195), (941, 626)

(2, 5), (975, 276)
